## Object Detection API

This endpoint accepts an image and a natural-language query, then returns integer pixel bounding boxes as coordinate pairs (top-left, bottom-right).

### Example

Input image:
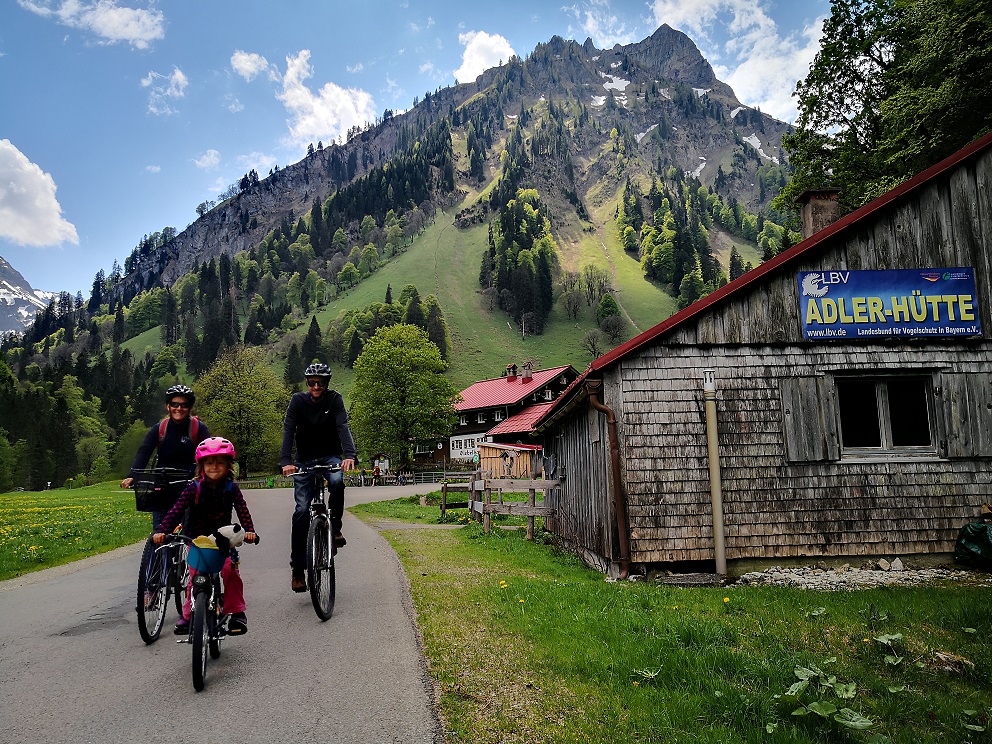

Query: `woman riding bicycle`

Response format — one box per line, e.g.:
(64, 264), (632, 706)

(154, 437), (258, 636)
(122, 384), (211, 530)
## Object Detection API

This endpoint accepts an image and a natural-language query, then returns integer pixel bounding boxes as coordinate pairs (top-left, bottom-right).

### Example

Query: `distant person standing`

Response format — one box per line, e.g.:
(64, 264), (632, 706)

(121, 384), (211, 529)
(280, 363), (356, 593)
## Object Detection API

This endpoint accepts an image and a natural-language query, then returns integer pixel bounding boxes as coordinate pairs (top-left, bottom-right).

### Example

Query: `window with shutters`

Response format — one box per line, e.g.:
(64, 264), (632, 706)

(835, 375), (936, 457)
(781, 372), (947, 463)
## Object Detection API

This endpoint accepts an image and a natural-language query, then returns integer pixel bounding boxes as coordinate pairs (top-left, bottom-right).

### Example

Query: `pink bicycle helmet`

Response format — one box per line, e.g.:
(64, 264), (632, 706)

(195, 437), (237, 461)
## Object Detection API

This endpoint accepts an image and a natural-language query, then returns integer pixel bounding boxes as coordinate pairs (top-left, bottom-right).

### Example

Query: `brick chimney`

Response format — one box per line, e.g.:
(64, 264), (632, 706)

(521, 361), (533, 382)
(506, 363), (518, 382)
(795, 188), (842, 240)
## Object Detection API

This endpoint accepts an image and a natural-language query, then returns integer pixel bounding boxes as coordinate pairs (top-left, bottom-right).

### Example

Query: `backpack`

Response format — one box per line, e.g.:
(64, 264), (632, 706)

(159, 415), (200, 443)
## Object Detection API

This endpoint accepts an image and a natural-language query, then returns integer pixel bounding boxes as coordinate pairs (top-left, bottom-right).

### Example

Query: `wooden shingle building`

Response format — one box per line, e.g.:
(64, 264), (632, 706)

(535, 132), (992, 578)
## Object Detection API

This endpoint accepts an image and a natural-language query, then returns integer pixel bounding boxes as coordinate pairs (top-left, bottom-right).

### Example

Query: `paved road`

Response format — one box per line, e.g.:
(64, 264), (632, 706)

(0, 484), (445, 744)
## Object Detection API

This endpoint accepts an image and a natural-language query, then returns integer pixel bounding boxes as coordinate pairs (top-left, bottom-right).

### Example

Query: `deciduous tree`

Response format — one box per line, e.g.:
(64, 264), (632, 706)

(196, 345), (285, 475)
(349, 324), (459, 468)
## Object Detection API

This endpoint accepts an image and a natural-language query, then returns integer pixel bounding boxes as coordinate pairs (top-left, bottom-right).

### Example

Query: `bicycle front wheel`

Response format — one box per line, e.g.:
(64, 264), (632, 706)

(191, 592), (208, 692)
(136, 537), (169, 644)
(306, 515), (335, 620)
(171, 543), (189, 617)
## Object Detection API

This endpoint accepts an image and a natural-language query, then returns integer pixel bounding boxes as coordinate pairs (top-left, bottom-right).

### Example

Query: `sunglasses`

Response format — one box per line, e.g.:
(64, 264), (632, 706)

(306, 379), (327, 388)
(168, 402), (191, 409)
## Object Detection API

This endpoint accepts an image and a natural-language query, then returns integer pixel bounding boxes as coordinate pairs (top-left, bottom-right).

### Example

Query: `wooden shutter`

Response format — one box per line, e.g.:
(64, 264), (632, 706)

(939, 372), (992, 458)
(780, 376), (840, 462)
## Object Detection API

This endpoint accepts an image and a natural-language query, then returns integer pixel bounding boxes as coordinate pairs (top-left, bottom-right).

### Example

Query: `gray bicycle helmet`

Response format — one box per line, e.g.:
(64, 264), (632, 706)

(165, 384), (195, 405)
(304, 362), (332, 379)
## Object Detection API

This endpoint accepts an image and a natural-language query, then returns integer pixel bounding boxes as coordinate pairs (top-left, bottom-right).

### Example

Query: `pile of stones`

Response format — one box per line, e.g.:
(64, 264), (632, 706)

(734, 558), (992, 590)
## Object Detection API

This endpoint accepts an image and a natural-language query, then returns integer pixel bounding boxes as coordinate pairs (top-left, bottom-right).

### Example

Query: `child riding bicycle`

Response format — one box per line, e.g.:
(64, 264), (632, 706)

(154, 437), (258, 636)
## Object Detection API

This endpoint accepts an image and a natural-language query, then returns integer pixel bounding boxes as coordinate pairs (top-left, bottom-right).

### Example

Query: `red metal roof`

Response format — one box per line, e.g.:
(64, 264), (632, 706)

(455, 365), (575, 410)
(486, 402), (555, 436)
(534, 130), (992, 429)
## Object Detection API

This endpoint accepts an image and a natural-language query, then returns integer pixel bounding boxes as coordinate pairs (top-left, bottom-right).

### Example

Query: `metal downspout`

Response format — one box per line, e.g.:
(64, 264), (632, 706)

(703, 370), (728, 576)
(586, 380), (631, 579)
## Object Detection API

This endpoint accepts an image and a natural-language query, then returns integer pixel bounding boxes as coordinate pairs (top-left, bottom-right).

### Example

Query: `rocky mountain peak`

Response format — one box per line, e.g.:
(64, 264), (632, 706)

(0, 255), (53, 333)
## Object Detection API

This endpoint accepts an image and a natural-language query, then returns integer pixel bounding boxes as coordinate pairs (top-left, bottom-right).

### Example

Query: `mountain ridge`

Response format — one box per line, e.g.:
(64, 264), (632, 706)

(112, 25), (790, 308)
(0, 255), (54, 333)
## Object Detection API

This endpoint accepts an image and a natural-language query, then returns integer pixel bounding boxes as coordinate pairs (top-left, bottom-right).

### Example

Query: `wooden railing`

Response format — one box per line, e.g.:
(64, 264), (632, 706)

(442, 472), (558, 540)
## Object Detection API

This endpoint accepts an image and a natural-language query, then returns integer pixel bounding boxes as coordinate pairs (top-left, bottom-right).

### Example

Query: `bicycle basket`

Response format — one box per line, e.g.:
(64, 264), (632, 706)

(132, 468), (189, 512)
(186, 539), (227, 574)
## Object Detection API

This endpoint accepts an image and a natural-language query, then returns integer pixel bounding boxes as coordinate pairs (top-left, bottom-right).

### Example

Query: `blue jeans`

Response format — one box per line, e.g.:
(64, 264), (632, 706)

(291, 456), (344, 571)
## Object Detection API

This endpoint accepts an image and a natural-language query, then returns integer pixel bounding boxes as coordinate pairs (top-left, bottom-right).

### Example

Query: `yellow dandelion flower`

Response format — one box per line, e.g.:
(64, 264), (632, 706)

(723, 597), (730, 603)
(519, 599), (525, 603)
(633, 681), (640, 686)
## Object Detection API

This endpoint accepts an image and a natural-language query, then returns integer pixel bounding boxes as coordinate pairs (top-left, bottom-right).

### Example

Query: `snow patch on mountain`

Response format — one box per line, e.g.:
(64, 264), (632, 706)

(0, 255), (53, 333)
(743, 133), (779, 164)
(635, 124), (659, 143)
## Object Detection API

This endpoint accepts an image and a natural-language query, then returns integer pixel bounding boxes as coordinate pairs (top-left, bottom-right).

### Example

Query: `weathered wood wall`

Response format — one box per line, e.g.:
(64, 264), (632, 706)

(609, 346), (992, 563)
(544, 406), (615, 562)
(549, 143), (992, 569)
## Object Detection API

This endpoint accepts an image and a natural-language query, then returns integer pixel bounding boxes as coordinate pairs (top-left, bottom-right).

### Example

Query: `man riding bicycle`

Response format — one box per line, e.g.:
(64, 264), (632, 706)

(122, 384), (211, 529)
(280, 363), (356, 593)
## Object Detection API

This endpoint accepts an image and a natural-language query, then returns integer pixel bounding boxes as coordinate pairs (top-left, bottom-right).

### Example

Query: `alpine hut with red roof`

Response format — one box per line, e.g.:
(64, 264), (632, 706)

(442, 362), (578, 464)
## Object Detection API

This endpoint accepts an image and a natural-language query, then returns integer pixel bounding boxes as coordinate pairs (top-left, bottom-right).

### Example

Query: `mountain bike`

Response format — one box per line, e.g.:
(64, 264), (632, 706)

(168, 527), (256, 692)
(131, 467), (191, 643)
(293, 464), (340, 620)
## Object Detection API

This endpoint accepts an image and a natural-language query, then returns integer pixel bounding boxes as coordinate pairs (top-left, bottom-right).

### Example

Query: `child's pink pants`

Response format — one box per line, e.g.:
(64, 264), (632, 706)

(180, 556), (246, 621)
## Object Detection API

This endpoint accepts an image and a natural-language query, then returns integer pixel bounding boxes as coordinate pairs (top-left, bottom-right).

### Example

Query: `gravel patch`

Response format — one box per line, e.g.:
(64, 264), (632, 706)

(735, 559), (992, 590)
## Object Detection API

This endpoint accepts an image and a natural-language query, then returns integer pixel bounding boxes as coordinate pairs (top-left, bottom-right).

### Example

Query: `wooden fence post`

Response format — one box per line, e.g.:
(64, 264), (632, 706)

(483, 482), (492, 534)
(527, 486), (536, 540)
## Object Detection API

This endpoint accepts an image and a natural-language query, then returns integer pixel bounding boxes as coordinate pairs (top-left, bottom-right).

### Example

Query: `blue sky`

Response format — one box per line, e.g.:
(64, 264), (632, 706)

(0, 0), (829, 296)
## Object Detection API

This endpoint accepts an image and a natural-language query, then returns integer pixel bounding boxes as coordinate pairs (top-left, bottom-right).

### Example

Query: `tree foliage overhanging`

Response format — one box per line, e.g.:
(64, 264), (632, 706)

(776, 0), (992, 214)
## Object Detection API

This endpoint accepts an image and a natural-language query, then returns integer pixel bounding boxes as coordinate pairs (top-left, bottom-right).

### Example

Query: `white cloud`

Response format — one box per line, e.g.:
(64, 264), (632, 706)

(143, 164), (160, 173)
(17, 0), (165, 49)
(226, 96), (244, 113)
(194, 149), (221, 170)
(454, 31), (515, 84)
(236, 151), (278, 175)
(0, 139), (78, 247)
(230, 50), (271, 82)
(346, 62), (364, 73)
(563, 1), (641, 48)
(648, 0), (825, 121)
(419, 62), (435, 75)
(276, 50), (378, 150)
(141, 67), (188, 115)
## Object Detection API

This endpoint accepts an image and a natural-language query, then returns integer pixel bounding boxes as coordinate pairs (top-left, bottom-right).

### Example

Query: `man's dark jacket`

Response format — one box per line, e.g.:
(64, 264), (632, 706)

(280, 390), (357, 466)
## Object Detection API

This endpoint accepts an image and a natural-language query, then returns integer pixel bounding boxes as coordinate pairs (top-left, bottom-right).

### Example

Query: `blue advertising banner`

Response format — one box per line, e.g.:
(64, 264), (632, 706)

(797, 268), (982, 340)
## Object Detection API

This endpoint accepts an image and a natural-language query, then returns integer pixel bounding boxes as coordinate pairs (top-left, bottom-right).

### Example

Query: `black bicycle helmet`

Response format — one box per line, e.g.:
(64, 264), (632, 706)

(165, 384), (195, 405)
(304, 362), (332, 379)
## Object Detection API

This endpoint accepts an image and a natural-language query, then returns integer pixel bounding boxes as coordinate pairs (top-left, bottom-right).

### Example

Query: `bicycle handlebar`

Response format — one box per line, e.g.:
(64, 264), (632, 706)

(291, 464), (342, 474)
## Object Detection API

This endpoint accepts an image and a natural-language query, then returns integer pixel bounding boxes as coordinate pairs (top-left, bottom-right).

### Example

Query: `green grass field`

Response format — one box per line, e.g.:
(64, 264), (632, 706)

(0, 483), (150, 581)
(360, 506), (992, 744)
